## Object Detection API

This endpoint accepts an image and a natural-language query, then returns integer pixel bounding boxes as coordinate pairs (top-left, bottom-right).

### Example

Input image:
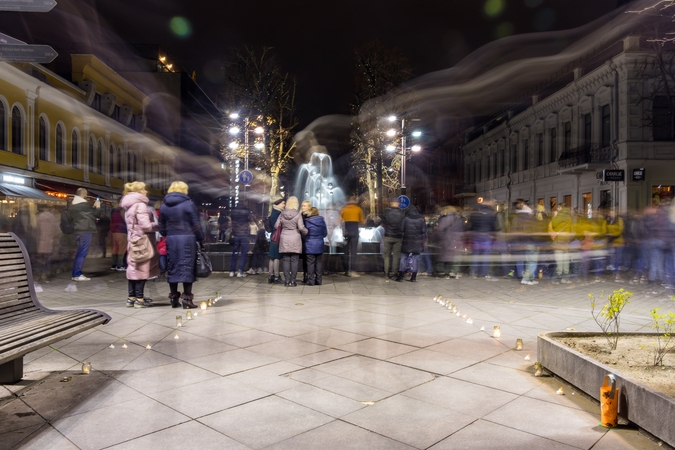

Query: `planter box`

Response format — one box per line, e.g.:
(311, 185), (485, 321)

(538, 332), (675, 447)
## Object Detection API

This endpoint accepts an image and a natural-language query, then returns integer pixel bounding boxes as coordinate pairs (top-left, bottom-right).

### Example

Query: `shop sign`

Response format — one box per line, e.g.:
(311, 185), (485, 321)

(2, 174), (25, 185)
(603, 170), (625, 182)
(632, 168), (645, 181)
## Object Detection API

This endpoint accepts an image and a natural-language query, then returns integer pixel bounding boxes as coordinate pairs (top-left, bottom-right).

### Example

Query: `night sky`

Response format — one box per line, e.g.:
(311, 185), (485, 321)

(1, 0), (622, 128)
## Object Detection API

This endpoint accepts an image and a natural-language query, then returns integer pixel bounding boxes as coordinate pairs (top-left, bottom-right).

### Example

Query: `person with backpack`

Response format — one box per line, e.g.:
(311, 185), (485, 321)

(68, 188), (101, 281)
(396, 205), (427, 282)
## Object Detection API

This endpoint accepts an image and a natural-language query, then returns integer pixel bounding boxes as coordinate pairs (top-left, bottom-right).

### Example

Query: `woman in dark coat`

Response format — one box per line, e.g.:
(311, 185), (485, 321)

(397, 205), (427, 282)
(304, 207), (327, 286)
(436, 206), (465, 278)
(159, 181), (204, 309)
(267, 198), (285, 284)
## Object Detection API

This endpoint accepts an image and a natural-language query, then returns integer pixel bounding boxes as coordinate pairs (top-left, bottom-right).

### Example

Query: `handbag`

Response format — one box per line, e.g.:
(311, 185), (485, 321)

(271, 225), (282, 243)
(195, 246), (212, 278)
(128, 206), (155, 263)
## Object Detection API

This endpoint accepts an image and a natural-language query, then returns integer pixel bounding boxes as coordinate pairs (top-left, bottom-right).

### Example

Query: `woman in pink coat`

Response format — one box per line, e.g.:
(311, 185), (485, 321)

(120, 181), (159, 308)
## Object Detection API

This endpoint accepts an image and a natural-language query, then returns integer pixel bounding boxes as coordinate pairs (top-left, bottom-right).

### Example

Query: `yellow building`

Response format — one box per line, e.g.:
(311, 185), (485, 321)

(0, 55), (172, 213)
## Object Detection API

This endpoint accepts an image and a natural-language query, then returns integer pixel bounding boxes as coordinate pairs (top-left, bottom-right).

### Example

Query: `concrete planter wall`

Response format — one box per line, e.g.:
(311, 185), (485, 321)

(538, 332), (675, 447)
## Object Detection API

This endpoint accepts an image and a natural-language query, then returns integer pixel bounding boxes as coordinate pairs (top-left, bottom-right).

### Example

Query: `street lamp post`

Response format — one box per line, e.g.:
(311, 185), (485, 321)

(227, 113), (266, 205)
(385, 116), (421, 197)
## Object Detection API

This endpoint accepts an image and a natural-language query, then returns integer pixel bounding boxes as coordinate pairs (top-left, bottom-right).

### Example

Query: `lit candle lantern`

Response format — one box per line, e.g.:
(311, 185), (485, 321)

(174, 334), (179, 340)
(480, 326), (485, 331)
(534, 362), (543, 377)
(81, 362), (91, 374)
(122, 343), (127, 349)
(200, 301), (207, 310)
(524, 354), (531, 361)
(186, 311), (193, 320)
(207, 298), (213, 307)
(176, 315), (183, 327)
(493, 326), (501, 338)
(515, 338), (524, 351)
(146, 344), (152, 350)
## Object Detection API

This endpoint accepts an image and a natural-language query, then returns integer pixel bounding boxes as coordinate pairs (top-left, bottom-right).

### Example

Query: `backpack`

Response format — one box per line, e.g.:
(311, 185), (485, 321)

(263, 216), (273, 233)
(60, 209), (74, 235)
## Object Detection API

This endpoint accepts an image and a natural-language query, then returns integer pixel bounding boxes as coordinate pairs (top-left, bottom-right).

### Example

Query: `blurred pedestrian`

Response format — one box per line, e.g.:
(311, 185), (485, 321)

(69, 187), (101, 281)
(268, 198), (286, 283)
(468, 199), (497, 279)
(382, 198), (405, 278)
(397, 205), (426, 282)
(229, 203), (254, 277)
(436, 206), (464, 279)
(96, 212), (111, 258)
(340, 197), (364, 277)
(35, 204), (60, 281)
(110, 201), (127, 271)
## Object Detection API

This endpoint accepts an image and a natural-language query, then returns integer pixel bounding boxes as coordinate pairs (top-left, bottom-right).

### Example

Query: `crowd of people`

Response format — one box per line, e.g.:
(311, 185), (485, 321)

(5, 185), (675, 306)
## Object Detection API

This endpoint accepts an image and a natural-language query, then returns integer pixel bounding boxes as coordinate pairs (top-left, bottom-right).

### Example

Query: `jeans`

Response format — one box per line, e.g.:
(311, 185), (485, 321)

(521, 245), (538, 281)
(229, 235), (250, 272)
(343, 236), (359, 273)
(648, 239), (666, 281)
(72, 233), (92, 277)
(127, 279), (147, 299)
(159, 255), (167, 273)
(382, 236), (402, 274)
(471, 239), (492, 277)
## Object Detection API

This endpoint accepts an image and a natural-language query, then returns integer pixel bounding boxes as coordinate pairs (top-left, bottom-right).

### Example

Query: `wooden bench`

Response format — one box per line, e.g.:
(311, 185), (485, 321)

(0, 232), (111, 383)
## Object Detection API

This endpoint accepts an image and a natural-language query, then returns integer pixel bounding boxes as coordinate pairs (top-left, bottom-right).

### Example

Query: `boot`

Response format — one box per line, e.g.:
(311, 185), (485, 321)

(409, 272), (417, 282)
(169, 292), (181, 308)
(268, 275), (275, 284)
(395, 271), (404, 282)
(182, 293), (197, 309)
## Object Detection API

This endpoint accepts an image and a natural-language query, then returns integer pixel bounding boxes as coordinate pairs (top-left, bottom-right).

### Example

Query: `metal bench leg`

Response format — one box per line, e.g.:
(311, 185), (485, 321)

(0, 357), (23, 384)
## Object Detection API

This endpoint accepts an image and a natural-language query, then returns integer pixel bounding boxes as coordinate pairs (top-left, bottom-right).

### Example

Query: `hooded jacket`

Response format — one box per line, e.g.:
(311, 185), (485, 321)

(120, 192), (159, 280)
(401, 206), (426, 254)
(275, 208), (308, 254)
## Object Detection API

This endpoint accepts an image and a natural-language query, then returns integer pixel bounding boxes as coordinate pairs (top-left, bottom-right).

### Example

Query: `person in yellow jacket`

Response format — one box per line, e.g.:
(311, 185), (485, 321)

(578, 210), (608, 282)
(340, 197), (364, 277)
(606, 209), (625, 282)
(548, 205), (575, 284)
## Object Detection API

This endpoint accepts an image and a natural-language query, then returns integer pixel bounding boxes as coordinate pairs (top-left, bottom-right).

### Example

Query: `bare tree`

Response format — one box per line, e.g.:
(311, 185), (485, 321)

(349, 40), (413, 216)
(221, 46), (298, 203)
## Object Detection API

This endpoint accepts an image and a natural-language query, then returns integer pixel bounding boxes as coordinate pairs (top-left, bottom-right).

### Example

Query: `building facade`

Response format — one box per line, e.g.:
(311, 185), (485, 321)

(462, 36), (675, 214)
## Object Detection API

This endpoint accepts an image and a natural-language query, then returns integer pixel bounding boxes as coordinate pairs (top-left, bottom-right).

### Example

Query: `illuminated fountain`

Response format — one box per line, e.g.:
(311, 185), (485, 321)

(293, 153), (345, 217)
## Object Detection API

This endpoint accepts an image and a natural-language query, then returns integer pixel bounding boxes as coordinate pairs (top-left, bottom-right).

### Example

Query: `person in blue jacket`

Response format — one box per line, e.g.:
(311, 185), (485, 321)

(303, 207), (327, 286)
(159, 181), (204, 309)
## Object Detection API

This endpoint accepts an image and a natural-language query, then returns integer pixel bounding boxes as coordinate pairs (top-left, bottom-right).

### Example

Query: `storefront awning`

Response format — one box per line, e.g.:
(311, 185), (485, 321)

(0, 183), (66, 204)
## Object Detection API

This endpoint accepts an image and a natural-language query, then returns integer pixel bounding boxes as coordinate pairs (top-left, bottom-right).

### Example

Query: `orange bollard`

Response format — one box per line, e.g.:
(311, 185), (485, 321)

(600, 374), (619, 428)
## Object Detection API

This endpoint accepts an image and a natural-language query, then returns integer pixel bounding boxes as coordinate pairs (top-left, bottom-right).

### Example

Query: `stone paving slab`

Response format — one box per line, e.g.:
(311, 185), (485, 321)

(1, 256), (671, 449)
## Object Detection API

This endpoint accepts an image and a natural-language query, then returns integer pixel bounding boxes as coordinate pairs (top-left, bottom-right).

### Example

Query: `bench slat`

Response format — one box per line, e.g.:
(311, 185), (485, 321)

(0, 304), (40, 322)
(0, 316), (108, 365)
(0, 309), (48, 327)
(0, 311), (88, 340)
(0, 263), (27, 272)
(0, 275), (29, 287)
(0, 253), (24, 261)
(0, 313), (105, 354)
(0, 296), (36, 311)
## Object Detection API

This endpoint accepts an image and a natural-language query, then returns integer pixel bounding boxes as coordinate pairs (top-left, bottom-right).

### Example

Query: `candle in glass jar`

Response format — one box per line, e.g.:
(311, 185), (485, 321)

(493, 326), (501, 338)
(186, 311), (193, 320)
(200, 301), (207, 310)
(81, 362), (91, 374)
(176, 315), (182, 327)
(515, 338), (523, 351)
(207, 298), (213, 307)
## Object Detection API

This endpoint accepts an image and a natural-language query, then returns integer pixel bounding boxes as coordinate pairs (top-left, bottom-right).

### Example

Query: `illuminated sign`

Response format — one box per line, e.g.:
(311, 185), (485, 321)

(632, 168), (645, 181)
(2, 174), (25, 185)
(603, 170), (625, 182)
(46, 191), (68, 199)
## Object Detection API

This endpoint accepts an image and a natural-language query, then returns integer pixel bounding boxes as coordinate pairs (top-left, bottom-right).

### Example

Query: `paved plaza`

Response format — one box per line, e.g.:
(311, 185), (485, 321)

(1, 256), (672, 450)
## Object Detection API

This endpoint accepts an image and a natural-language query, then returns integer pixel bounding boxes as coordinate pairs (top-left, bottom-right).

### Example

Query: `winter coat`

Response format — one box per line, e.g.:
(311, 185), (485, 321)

(436, 212), (464, 262)
(69, 196), (101, 234)
(509, 209), (538, 249)
(268, 207), (283, 259)
(230, 205), (253, 237)
(304, 215), (327, 255)
(159, 192), (204, 283)
(468, 203), (497, 240)
(36, 210), (60, 254)
(401, 207), (426, 254)
(275, 208), (308, 254)
(121, 192), (159, 281)
(110, 207), (127, 234)
(382, 207), (405, 238)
